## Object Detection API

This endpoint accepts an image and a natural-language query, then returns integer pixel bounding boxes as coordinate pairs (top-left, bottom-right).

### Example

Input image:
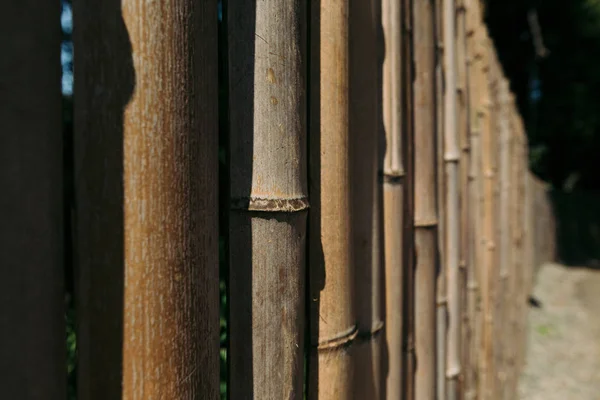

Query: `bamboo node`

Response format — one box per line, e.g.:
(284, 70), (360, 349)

(231, 196), (309, 212)
(415, 217), (439, 228)
(316, 325), (358, 351)
(437, 297), (448, 306)
(446, 366), (461, 378)
(357, 320), (385, 341)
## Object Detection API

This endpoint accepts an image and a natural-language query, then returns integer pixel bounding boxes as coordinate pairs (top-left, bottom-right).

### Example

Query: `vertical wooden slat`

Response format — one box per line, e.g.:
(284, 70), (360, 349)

(0, 2), (64, 398)
(74, 0), (220, 398)
(309, 0), (355, 396)
(413, 0), (438, 398)
(350, 0), (384, 396)
(381, 0), (406, 394)
(228, 0), (308, 397)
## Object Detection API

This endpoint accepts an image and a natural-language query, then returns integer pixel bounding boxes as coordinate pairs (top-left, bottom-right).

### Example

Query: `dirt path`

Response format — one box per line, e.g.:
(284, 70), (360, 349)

(519, 263), (600, 399)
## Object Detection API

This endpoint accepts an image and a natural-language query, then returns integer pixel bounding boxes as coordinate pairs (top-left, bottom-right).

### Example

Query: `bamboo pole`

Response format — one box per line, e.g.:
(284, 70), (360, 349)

(74, 0), (220, 397)
(506, 95), (520, 400)
(228, 0), (308, 397)
(496, 76), (512, 399)
(413, 0), (438, 398)
(309, 0), (355, 397)
(456, 2), (471, 399)
(443, 0), (462, 398)
(464, 2), (482, 398)
(402, 1), (417, 397)
(381, 0), (407, 396)
(434, 1), (448, 397)
(479, 28), (498, 400)
(350, 0), (384, 396)
(0, 2), (64, 397)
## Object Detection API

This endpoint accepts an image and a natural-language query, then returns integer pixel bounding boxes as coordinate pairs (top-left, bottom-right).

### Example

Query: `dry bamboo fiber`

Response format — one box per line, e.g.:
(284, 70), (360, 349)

(413, 0), (438, 398)
(381, 0), (406, 396)
(74, 0), (220, 398)
(309, 0), (355, 397)
(350, 0), (384, 396)
(0, 2), (64, 397)
(456, 2), (471, 398)
(228, 0), (307, 397)
(442, 0), (462, 399)
(434, 1), (448, 397)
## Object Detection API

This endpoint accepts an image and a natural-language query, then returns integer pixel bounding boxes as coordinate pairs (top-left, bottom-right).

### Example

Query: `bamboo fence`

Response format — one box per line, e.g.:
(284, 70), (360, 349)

(1, 1), (557, 399)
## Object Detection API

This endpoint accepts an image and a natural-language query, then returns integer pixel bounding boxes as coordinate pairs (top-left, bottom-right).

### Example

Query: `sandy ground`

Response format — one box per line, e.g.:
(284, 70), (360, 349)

(519, 263), (600, 399)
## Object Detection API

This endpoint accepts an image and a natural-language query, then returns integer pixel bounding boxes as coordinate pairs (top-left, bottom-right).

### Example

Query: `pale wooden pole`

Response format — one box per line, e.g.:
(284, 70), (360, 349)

(350, 0), (384, 396)
(381, 0), (408, 395)
(228, 0), (308, 397)
(0, 2), (64, 397)
(74, 0), (220, 398)
(443, 0), (462, 398)
(309, 0), (355, 396)
(413, 0), (438, 398)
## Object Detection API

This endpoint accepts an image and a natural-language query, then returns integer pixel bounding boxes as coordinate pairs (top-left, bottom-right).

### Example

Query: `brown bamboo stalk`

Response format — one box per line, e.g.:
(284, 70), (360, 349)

(228, 0), (307, 397)
(0, 2), (64, 397)
(443, 0), (462, 398)
(456, 2), (471, 399)
(496, 76), (512, 399)
(479, 29), (497, 400)
(434, 2), (448, 398)
(413, 0), (438, 398)
(74, 0), (220, 397)
(464, 2), (482, 398)
(506, 96), (520, 400)
(350, 0), (384, 396)
(381, 0), (407, 396)
(309, 0), (355, 397)
(402, 0), (417, 397)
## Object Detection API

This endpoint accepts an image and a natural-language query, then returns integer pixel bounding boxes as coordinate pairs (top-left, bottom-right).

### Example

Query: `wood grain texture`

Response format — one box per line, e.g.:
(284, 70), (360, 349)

(74, 0), (219, 398)
(228, 0), (308, 397)
(0, 2), (64, 398)
(413, 0), (438, 398)
(309, 0), (355, 397)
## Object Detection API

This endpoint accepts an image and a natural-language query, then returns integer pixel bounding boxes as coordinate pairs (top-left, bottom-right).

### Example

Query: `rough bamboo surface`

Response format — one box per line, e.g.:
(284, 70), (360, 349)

(0, 2), (64, 398)
(228, 0), (308, 397)
(350, 0), (384, 396)
(413, 0), (438, 398)
(381, 0), (407, 396)
(74, 0), (220, 398)
(309, 0), (355, 397)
